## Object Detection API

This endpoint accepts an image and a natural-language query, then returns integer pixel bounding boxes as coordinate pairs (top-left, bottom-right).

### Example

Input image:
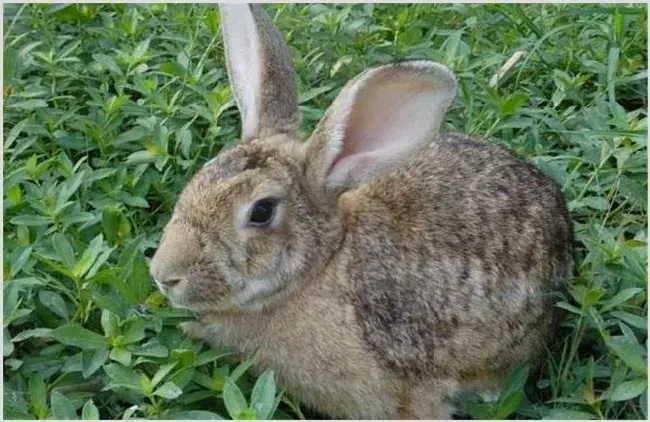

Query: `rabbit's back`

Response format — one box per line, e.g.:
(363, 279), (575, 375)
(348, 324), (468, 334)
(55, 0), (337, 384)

(344, 133), (573, 385)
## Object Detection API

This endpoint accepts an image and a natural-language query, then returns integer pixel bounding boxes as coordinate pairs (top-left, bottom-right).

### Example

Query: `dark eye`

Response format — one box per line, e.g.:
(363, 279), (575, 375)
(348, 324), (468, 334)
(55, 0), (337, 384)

(249, 198), (278, 227)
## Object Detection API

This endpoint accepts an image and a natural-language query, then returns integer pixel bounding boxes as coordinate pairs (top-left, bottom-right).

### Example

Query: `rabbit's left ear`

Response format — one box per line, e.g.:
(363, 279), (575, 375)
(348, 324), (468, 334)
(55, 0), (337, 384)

(306, 60), (457, 192)
(220, 4), (299, 141)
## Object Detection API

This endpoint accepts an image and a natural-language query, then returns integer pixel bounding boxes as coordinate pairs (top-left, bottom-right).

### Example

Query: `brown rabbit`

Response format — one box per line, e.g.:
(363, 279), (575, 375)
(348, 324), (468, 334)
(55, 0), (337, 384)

(149, 4), (574, 419)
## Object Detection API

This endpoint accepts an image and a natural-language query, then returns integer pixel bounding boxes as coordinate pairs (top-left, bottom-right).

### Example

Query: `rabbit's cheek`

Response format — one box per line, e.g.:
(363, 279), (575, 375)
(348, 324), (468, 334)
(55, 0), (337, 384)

(231, 277), (274, 308)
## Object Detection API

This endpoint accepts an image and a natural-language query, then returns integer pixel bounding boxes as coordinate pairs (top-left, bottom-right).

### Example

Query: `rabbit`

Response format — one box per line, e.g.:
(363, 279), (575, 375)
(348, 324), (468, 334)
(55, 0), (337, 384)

(149, 3), (574, 419)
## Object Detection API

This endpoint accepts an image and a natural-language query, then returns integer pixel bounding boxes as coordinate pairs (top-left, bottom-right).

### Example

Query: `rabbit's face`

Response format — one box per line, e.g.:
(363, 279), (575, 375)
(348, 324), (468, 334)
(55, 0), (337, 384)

(149, 4), (458, 313)
(149, 136), (344, 312)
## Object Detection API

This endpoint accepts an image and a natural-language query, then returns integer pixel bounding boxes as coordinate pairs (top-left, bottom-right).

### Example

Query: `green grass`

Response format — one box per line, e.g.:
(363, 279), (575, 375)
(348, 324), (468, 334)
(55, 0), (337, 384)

(2, 3), (647, 420)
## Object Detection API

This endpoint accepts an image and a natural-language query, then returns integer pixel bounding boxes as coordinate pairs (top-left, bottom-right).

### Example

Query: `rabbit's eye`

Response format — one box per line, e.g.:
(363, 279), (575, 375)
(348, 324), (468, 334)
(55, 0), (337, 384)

(249, 198), (278, 227)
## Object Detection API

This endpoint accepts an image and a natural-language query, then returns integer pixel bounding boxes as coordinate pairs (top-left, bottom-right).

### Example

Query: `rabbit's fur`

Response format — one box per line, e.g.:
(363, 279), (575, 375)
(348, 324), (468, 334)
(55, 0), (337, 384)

(150, 4), (574, 419)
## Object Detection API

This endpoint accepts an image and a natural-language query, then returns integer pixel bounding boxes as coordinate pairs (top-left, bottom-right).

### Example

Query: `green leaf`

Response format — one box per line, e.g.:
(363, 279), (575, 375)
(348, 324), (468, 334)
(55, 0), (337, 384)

(9, 246), (33, 278)
(230, 354), (258, 382)
(555, 301), (583, 315)
(298, 85), (334, 104)
(250, 369), (277, 420)
(123, 318), (147, 344)
(51, 233), (76, 270)
(500, 363), (529, 398)
(12, 327), (52, 342)
(493, 391), (523, 419)
(170, 348), (197, 368)
(608, 340), (647, 374)
(61, 352), (82, 373)
(81, 400), (99, 420)
(7, 99), (48, 110)
(193, 371), (223, 391)
(601, 288), (644, 312)
(6, 184), (22, 205)
(160, 62), (187, 78)
(609, 378), (647, 401)
(204, 10), (220, 36)
(61, 211), (96, 225)
(168, 366), (195, 390)
(73, 235), (106, 279)
(57, 171), (85, 206)
(153, 122), (169, 152)
(82, 348), (109, 378)
(85, 168), (117, 183)
(153, 381), (183, 400)
(582, 196), (610, 211)
(125, 150), (157, 165)
(543, 409), (597, 419)
(172, 410), (225, 419)
(56, 40), (81, 62)
(5, 357), (22, 371)
(93, 53), (123, 76)
(607, 47), (620, 104)
(117, 238), (141, 284)
(101, 309), (120, 339)
(10, 215), (51, 226)
(4, 328), (15, 357)
(103, 363), (146, 394)
(223, 378), (248, 419)
(500, 91), (529, 116)
(38, 290), (70, 320)
(151, 362), (178, 388)
(51, 391), (78, 419)
(195, 349), (232, 366)
(176, 127), (192, 158)
(442, 29), (463, 63)
(114, 126), (150, 145)
(133, 38), (151, 60)
(465, 398), (494, 420)
(51, 324), (109, 350)
(4, 46), (20, 87)
(28, 374), (47, 416)
(110, 346), (132, 366)
(128, 341), (169, 358)
(237, 409), (258, 420)
(610, 311), (647, 331)
(102, 207), (121, 245)
(4, 308), (32, 329)
(5, 118), (29, 150)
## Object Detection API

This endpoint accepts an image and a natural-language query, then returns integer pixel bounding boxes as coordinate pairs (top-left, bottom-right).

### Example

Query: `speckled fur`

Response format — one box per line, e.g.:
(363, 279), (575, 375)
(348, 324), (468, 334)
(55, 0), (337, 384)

(155, 134), (573, 419)
(150, 4), (574, 420)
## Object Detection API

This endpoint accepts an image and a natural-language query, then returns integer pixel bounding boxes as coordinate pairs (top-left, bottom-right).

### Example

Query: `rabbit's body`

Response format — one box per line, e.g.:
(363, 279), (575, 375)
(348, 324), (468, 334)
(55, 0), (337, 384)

(150, 4), (574, 419)
(178, 133), (573, 419)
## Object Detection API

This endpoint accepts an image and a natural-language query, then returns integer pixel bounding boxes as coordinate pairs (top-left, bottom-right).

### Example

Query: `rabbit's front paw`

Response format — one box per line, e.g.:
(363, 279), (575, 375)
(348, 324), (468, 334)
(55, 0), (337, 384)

(179, 321), (204, 339)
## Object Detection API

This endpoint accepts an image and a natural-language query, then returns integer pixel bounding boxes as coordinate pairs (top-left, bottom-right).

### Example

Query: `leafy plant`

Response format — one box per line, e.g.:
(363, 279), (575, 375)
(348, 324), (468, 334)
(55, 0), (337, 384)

(3, 3), (647, 420)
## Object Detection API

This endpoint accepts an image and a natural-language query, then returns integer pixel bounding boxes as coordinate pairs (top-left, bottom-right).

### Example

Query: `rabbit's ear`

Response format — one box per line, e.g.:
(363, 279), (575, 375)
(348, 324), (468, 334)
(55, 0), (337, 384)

(220, 4), (299, 141)
(306, 60), (456, 191)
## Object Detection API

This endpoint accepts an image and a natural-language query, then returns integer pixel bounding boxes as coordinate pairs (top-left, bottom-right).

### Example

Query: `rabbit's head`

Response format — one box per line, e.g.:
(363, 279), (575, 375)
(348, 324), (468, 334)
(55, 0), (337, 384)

(149, 4), (457, 312)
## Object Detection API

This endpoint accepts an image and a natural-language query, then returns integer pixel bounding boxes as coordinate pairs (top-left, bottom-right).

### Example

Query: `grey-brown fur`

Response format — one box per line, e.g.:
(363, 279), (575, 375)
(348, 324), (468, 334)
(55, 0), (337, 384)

(348, 133), (573, 383)
(149, 4), (574, 419)
(222, 5), (299, 140)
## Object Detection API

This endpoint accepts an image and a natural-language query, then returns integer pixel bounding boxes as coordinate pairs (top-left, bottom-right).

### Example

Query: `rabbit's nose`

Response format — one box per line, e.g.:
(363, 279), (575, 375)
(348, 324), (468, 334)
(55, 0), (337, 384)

(150, 258), (184, 293)
(150, 251), (184, 289)
(149, 219), (200, 291)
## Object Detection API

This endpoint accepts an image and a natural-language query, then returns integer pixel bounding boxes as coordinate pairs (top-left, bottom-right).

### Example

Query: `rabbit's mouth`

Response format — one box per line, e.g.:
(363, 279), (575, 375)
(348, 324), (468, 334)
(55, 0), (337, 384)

(160, 271), (237, 313)
(154, 276), (189, 306)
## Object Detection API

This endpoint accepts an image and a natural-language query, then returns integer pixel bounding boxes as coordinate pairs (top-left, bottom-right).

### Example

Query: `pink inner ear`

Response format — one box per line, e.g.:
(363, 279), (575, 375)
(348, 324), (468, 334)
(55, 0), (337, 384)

(331, 80), (432, 167)
(221, 5), (262, 140)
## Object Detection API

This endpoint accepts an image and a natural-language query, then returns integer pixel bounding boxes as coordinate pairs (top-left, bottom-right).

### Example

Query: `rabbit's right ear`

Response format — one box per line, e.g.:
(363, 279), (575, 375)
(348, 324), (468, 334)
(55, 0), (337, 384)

(305, 60), (457, 194)
(220, 4), (299, 142)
